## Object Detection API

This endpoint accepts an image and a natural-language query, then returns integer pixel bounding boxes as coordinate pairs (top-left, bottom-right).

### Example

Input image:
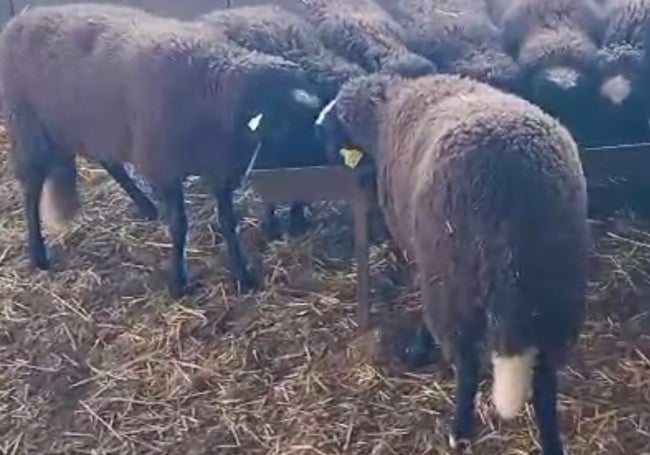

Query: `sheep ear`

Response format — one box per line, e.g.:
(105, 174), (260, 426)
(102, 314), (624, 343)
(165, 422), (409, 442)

(315, 97), (337, 126)
(292, 89), (321, 108)
(247, 113), (263, 132)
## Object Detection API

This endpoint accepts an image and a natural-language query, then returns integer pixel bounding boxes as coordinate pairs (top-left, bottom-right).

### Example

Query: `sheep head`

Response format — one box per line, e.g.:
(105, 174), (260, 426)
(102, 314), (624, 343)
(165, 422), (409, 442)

(314, 74), (393, 168)
(517, 27), (599, 133)
(237, 59), (324, 168)
(596, 44), (646, 108)
(592, 44), (650, 143)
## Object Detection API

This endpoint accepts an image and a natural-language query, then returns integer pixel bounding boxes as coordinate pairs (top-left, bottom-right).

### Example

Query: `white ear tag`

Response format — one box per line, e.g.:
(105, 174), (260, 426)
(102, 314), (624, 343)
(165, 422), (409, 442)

(247, 113), (263, 132)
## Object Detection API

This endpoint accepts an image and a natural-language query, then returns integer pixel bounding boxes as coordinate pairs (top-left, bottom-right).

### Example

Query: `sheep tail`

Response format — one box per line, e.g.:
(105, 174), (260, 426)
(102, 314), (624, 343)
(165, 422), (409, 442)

(40, 165), (80, 233)
(490, 347), (538, 420)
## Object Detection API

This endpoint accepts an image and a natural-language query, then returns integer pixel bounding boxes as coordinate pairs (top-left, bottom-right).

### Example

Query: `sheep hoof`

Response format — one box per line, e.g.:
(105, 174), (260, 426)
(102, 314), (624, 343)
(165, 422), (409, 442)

(448, 433), (472, 454)
(262, 219), (283, 242)
(168, 274), (194, 299)
(234, 267), (259, 294)
(402, 326), (437, 369)
(287, 217), (312, 238)
(137, 203), (159, 221)
(29, 251), (50, 271)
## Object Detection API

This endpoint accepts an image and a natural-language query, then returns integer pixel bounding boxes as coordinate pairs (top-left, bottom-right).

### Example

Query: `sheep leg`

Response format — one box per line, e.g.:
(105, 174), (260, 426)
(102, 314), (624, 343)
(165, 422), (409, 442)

(216, 187), (258, 293)
(449, 339), (480, 452)
(287, 201), (311, 237)
(532, 352), (564, 455)
(24, 170), (49, 270)
(159, 184), (190, 298)
(99, 161), (158, 220)
(262, 203), (283, 241)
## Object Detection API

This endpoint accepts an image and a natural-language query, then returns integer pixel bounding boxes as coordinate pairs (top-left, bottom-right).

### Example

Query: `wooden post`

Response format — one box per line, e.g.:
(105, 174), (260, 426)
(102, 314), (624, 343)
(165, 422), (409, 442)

(249, 166), (373, 330)
(353, 187), (371, 329)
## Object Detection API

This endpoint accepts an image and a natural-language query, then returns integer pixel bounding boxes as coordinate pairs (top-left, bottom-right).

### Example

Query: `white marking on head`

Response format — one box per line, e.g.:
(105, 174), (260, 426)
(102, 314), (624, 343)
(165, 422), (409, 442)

(545, 67), (579, 90)
(601, 75), (631, 105)
(247, 113), (263, 132)
(315, 97), (337, 126)
(292, 89), (321, 108)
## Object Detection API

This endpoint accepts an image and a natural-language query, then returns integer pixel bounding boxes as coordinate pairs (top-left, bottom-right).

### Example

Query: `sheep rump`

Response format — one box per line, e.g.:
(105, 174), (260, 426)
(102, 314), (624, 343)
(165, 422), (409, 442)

(316, 74), (588, 453)
(0, 3), (321, 296)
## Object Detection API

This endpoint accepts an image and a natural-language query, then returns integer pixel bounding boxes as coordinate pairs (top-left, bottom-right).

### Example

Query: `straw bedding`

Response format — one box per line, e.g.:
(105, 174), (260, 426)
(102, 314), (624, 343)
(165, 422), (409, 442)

(1, 121), (650, 454)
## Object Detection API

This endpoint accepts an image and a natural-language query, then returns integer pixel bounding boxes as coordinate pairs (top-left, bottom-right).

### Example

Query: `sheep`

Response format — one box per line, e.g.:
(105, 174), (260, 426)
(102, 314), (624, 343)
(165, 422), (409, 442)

(299, 0), (436, 78)
(198, 4), (366, 239)
(594, 0), (650, 144)
(377, 0), (521, 91)
(497, 0), (605, 142)
(0, 3), (323, 297)
(315, 73), (589, 454)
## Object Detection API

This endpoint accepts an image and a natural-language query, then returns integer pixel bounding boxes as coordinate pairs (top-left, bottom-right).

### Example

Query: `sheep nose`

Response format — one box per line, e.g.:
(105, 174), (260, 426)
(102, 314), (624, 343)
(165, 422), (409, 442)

(543, 67), (580, 90)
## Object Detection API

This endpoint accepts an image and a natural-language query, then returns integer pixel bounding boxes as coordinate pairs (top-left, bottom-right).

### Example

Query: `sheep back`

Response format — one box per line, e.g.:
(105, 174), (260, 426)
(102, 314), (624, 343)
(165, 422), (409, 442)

(332, 75), (588, 362)
(198, 5), (366, 99)
(0, 4), (317, 186)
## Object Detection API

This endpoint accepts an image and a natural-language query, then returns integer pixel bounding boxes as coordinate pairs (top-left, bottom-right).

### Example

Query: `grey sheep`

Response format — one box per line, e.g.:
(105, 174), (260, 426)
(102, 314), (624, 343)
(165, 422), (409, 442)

(315, 73), (589, 455)
(497, 0), (605, 142)
(379, 0), (521, 91)
(198, 4), (366, 239)
(300, 0), (436, 78)
(0, 3), (323, 297)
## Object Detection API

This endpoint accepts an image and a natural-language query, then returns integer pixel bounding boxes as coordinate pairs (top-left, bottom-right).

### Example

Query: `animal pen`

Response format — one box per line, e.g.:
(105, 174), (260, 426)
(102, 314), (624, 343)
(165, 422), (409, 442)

(1, 0), (650, 453)
(1, 112), (650, 452)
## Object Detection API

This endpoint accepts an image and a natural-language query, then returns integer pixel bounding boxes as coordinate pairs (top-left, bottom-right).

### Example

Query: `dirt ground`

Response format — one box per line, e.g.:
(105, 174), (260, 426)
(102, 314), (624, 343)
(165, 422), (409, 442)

(1, 116), (650, 455)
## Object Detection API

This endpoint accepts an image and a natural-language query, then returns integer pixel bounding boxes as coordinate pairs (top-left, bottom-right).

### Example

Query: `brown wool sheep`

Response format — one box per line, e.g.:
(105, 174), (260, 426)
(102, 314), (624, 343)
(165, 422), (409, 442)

(497, 0), (605, 141)
(315, 73), (589, 455)
(299, 0), (436, 78)
(0, 3), (322, 297)
(378, 0), (521, 91)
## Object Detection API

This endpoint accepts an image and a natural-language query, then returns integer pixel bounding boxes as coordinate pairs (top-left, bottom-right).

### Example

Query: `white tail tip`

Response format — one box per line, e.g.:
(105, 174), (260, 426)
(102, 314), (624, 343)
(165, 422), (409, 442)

(39, 180), (75, 234)
(491, 348), (538, 420)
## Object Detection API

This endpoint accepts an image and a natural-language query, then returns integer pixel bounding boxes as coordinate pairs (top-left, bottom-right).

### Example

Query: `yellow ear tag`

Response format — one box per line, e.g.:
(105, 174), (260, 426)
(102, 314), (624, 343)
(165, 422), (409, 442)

(340, 147), (364, 169)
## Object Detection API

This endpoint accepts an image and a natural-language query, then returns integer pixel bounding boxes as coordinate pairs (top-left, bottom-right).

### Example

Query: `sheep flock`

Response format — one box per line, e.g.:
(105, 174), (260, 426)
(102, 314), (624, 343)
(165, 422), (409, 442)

(1, 0), (650, 454)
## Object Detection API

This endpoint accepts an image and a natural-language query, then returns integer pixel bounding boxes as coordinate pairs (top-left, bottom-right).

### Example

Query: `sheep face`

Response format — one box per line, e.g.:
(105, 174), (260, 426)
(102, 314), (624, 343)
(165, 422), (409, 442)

(236, 64), (324, 168)
(594, 44), (650, 143)
(313, 75), (390, 168)
(517, 29), (599, 137)
(597, 44), (646, 107)
(245, 86), (325, 169)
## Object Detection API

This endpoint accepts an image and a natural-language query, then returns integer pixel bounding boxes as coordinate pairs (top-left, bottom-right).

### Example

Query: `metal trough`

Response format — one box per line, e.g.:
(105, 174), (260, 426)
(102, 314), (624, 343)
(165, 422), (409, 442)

(249, 165), (375, 329)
